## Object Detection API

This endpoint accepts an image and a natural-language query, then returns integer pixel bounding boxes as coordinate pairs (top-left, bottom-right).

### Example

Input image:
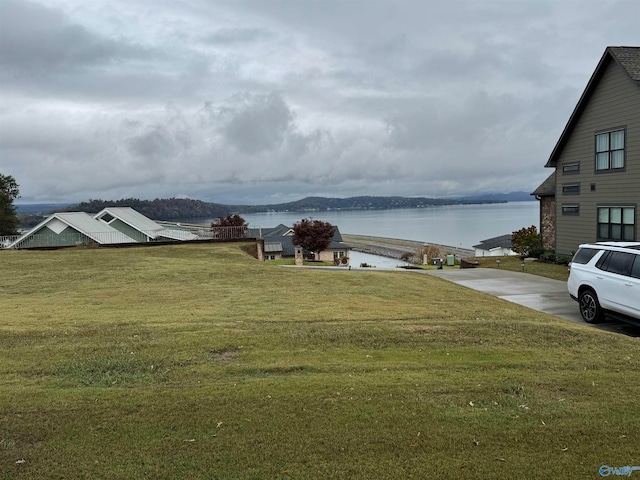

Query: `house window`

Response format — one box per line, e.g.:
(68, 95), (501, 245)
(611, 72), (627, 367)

(562, 162), (580, 175)
(100, 213), (115, 223)
(597, 207), (635, 241)
(562, 183), (580, 195)
(595, 129), (625, 171)
(562, 204), (580, 216)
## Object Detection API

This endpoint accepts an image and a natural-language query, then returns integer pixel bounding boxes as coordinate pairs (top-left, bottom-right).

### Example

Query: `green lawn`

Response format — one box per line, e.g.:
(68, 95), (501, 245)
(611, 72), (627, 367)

(472, 256), (571, 281)
(1, 243), (638, 479)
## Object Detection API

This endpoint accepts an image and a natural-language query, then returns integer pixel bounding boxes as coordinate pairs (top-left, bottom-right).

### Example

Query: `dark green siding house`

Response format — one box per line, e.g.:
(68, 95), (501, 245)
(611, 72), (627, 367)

(9, 207), (199, 249)
(94, 207), (198, 242)
(535, 46), (640, 255)
(8, 212), (137, 249)
(260, 224), (351, 262)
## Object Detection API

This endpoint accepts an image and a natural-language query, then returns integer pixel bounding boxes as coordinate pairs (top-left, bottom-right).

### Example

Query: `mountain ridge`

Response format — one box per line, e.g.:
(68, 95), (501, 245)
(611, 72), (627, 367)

(16, 192), (535, 226)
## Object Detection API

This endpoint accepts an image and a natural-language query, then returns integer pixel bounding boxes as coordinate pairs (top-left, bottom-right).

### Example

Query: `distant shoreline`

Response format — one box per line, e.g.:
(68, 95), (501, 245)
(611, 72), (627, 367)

(15, 193), (535, 218)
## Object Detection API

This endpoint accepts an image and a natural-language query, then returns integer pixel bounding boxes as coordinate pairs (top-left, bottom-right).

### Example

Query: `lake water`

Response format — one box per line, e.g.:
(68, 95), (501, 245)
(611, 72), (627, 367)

(202, 201), (539, 249)
(348, 250), (408, 270)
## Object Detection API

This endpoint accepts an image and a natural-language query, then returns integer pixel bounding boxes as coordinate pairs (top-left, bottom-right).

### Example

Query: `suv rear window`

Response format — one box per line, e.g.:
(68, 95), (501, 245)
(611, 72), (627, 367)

(571, 248), (601, 265)
(607, 252), (634, 276)
(597, 251), (635, 276)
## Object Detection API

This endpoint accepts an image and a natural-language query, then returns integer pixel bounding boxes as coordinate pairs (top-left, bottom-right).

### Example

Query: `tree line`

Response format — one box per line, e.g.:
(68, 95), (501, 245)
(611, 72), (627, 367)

(58, 198), (231, 221)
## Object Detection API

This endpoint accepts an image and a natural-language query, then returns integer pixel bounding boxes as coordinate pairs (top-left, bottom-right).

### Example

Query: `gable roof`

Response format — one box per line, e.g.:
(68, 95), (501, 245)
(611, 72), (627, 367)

(262, 224), (296, 256)
(8, 212), (136, 248)
(95, 207), (198, 241)
(531, 171), (556, 197)
(262, 224), (350, 256)
(473, 234), (513, 250)
(96, 207), (160, 231)
(610, 46), (640, 82)
(545, 46), (640, 168)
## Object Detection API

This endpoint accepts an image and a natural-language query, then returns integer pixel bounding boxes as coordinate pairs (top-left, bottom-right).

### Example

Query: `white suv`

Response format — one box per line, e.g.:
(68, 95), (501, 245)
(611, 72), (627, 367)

(567, 242), (640, 324)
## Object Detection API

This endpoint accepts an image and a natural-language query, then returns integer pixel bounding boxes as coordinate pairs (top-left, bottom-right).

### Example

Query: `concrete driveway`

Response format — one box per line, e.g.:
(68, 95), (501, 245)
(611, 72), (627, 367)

(424, 268), (639, 337)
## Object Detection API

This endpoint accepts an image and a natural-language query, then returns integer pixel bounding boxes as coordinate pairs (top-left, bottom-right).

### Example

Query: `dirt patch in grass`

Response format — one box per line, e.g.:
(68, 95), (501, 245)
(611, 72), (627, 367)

(238, 365), (320, 377)
(402, 325), (448, 333)
(208, 348), (240, 363)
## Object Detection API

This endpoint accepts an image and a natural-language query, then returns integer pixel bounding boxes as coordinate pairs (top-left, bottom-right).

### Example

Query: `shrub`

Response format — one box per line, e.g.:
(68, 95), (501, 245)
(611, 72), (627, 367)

(538, 249), (556, 263)
(528, 244), (546, 259)
(418, 245), (441, 264)
(512, 226), (542, 258)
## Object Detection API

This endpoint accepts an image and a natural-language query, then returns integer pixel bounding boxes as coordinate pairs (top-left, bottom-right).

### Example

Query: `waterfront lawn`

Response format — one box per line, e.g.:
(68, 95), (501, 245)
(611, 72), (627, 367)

(473, 256), (571, 281)
(1, 243), (638, 479)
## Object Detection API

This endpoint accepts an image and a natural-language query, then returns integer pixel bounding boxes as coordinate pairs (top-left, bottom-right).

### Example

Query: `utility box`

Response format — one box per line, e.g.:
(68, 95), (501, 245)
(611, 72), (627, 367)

(446, 254), (455, 266)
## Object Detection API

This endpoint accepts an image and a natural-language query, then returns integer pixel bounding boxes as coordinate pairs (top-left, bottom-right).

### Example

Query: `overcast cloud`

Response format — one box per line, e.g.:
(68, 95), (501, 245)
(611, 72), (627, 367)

(1, 0), (638, 204)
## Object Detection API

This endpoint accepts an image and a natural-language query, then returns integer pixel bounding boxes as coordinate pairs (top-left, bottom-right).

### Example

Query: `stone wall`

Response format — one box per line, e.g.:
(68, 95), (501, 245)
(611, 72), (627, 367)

(539, 196), (556, 250)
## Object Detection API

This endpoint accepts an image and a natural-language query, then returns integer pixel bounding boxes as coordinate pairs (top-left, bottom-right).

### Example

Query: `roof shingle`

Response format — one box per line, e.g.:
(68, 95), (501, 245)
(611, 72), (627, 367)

(531, 172), (556, 197)
(609, 46), (640, 82)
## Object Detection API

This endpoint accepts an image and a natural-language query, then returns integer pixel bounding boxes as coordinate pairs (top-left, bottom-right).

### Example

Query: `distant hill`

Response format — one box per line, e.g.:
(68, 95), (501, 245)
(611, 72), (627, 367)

(15, 203), (74, 214)
(233, 195), (509, 213)
(56, 198), (230, 221)
(459, 191), (533, 202)
(16, 193), (534, 227)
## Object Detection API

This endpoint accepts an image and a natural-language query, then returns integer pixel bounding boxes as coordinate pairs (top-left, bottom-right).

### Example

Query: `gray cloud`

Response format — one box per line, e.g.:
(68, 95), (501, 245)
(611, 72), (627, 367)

(218, 92), (295, 154)
(202, 28), (275, 45)
(0, 0), (144, 73)
(1, 0), (639, 205)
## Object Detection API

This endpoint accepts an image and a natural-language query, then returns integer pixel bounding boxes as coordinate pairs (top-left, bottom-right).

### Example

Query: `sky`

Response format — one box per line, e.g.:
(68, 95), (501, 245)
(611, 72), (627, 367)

(1, 0), (638, 205)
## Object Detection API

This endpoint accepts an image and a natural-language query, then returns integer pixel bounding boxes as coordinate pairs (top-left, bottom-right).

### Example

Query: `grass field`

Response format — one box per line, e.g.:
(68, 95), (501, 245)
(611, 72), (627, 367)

(471, 256), (571, 282)
(1, 243), (638, 479)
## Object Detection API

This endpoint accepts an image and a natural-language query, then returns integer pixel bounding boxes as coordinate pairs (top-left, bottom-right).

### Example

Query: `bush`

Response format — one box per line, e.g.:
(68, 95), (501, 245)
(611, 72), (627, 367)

(418, 245), (441, 264)
(536, 249), (571, 266)
(555, 255), (572, 266)
(512, 226), (542, 258)
(528, 245), (546, 259)
(538, 249), (556, 263)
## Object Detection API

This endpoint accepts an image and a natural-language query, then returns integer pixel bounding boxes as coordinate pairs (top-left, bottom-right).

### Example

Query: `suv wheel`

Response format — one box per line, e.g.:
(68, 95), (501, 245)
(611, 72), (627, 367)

(579, 289), (604, 324)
